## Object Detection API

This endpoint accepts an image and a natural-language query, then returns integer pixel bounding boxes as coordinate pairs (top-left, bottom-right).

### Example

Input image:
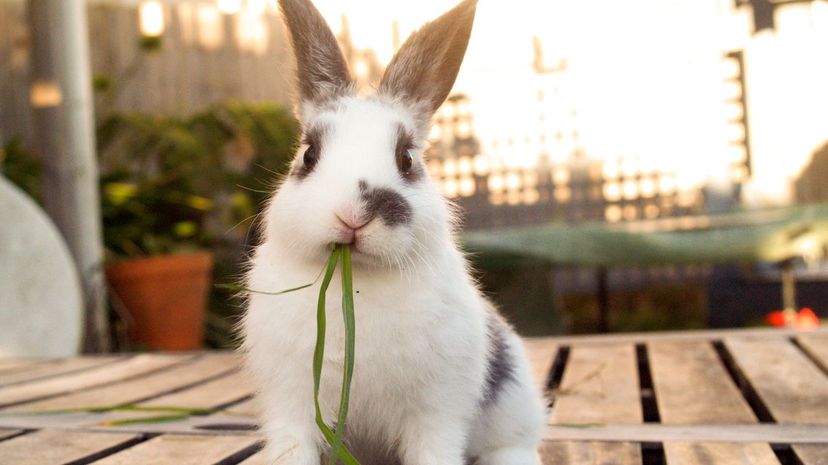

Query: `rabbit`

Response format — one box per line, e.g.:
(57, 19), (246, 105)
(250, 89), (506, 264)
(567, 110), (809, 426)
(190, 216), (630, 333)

(241, 0), (547, 464)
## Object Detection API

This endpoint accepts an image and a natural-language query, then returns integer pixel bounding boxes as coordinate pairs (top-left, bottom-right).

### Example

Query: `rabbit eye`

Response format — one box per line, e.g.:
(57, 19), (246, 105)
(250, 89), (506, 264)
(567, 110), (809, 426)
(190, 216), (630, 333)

(397, 148), (413, 174)
(303, 144), (319, 169)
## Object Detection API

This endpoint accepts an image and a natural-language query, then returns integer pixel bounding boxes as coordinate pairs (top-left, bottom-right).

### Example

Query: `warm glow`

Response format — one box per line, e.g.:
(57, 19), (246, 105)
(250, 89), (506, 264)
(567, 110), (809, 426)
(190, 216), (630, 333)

(197, 4), (224, 50)
(217, 0), (242, 15)
(352, 58), (370, 79)
(274, 0), (828, 210)
(29, 80), (62, 108)
(139, 1), (165, 38)
(236, 8), (270, 54)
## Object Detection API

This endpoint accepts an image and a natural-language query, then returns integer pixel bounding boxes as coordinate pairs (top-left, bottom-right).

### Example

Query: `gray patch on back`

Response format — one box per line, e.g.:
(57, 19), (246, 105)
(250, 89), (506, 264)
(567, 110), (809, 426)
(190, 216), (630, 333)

(481, 313), (517, 407)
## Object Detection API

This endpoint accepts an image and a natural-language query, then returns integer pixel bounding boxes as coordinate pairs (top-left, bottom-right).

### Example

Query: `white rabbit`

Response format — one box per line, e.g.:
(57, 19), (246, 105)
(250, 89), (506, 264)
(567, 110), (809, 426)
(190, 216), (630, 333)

(241, 0), (546, 464)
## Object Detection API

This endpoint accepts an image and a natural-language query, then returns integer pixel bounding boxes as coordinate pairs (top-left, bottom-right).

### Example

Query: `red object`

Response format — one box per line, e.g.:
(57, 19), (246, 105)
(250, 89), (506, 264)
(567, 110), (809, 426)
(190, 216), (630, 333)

(765, 307), (821, 329)
(796, 308), (820, 329)
(106, 252), (213, 350)
(766, 311), (787, 327)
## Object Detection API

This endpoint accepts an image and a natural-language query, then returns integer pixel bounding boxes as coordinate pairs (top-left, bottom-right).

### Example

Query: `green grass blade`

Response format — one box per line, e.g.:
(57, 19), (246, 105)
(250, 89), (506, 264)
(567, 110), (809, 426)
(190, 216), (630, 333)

(215, 282), (316, 295)
(314, 246), (340, 420)
(97, 413), (191, 426)
(216, 258), (329, 296)
(328, 245), (356, 465)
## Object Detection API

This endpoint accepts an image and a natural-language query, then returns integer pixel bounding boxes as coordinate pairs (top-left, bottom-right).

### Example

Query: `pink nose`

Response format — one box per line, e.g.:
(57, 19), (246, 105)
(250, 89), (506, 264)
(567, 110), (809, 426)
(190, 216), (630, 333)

(336, 216), (366, 231)
(335, 214), (369, 245)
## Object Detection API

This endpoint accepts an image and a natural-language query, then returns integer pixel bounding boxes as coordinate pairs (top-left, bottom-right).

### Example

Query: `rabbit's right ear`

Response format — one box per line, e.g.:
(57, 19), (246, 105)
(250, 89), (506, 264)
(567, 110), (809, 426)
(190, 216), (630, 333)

(379, 0), (477, 121)
(279, 0), (352, 111)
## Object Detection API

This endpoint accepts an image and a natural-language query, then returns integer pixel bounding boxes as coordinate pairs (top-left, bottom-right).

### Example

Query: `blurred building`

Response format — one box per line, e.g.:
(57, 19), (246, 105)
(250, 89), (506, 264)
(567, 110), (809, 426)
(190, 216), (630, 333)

(0, 0), (295, 144)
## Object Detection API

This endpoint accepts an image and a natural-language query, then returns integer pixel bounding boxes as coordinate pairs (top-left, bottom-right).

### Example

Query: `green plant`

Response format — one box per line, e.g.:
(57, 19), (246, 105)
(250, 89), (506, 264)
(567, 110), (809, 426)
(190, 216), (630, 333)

(1, 101), (299, 348)
(96, 101), (298, 260)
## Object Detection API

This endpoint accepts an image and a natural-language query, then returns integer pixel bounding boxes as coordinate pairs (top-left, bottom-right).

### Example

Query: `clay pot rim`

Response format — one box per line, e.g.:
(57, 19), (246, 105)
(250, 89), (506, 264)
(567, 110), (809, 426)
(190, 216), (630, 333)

(106, 251), (213, 281)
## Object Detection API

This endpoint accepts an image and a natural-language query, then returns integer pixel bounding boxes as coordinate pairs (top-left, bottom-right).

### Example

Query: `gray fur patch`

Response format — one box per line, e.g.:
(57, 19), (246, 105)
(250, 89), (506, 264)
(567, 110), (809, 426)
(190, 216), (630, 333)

(359, 180), (413, 227)
(481, 314), (516, 407)
(378, 0), (477, 116)
(279, 0), (353, 106)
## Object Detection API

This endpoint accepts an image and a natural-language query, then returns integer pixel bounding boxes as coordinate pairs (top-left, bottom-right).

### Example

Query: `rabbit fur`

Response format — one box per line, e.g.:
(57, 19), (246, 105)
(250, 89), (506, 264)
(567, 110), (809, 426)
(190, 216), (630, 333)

(241, 1), (546, 464)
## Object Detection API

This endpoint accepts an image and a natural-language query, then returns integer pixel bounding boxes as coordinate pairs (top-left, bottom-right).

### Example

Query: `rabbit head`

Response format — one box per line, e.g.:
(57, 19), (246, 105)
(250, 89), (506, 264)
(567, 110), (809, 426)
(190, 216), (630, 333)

(266, 0), (477, 268)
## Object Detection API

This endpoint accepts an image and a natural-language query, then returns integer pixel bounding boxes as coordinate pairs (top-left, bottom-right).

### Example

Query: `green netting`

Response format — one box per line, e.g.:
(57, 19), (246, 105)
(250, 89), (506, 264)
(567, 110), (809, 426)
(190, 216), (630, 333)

(462, 204), (828, 267)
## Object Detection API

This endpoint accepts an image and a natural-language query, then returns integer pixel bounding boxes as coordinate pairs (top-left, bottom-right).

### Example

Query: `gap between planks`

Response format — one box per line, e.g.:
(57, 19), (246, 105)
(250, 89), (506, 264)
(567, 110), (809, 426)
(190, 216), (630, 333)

(724, 337), (828, 425)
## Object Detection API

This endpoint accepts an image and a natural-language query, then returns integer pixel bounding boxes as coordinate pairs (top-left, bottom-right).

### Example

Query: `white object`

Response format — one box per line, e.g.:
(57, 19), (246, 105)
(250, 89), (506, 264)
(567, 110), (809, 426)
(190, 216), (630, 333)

(242, 1), (545, 464)
(0, 176), (83, 357)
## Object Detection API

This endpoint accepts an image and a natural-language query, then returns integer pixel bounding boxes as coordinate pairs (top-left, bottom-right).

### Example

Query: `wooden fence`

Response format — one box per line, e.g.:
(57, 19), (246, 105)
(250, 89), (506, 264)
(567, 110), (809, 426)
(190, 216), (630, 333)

(0, 0), (294, 144)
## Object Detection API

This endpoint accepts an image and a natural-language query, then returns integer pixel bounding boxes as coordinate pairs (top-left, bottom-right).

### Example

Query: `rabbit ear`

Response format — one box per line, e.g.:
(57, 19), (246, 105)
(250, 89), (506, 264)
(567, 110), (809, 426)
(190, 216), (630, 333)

(379, 0), (477, 118)
(279, 0), (352, 108)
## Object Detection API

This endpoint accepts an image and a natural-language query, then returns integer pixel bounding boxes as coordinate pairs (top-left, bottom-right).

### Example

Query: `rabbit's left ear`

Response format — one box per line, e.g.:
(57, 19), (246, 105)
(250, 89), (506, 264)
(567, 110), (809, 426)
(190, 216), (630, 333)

(279, 0), (352, 109)
(379, 0), (477, 120)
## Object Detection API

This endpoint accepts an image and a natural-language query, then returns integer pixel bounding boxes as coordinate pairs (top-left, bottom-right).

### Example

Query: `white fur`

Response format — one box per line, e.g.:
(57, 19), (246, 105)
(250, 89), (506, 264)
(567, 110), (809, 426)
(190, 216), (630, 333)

(241, 3), (545, 463)
(242, 95), (546, 464)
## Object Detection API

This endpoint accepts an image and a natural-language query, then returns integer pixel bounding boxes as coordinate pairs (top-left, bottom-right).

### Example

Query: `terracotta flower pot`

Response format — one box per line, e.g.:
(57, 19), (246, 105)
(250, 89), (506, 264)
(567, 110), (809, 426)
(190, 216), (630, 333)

(106, 252), (213, 350)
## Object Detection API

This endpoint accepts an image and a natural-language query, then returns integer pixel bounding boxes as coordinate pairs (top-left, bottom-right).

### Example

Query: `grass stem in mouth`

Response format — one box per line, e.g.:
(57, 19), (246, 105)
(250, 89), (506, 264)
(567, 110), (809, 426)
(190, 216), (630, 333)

(220, 245), (361, 464)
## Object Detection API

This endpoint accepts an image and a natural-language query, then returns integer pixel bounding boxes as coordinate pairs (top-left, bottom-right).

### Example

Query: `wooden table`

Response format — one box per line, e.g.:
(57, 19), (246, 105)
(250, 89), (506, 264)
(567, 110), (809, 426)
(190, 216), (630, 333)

(1, 327), (827, 464)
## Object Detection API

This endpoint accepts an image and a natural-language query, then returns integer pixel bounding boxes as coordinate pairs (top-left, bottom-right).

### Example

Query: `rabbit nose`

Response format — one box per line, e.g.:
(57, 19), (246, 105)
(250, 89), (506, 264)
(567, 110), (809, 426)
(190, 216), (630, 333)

(336, 214), (368, 231)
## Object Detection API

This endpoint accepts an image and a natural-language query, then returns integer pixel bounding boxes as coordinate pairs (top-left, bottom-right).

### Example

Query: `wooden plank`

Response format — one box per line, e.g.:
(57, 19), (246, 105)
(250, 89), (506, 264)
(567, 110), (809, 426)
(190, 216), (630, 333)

(540, 441), (641, 465)
(0, 429), (21, 441)
(550, 344), (641, 425)
(0, 359), (48, 373)
(0, 354), (190, 408)
(11, 353), (240, 412)
(663, 442), (780, 465)
(237, 451), (269, 465)
(0, 356), (123, 387)
(223, 398), (259, 417)
(725, 338), (828, 424)
(798, 334), (828, 373)
(544, 423), (828, 443)
(0, 429), (138, 464)
(140, 370), (253, 410)
(536, 327), (828, 347)
(648, 341), (756, 424)
(92, 434), (260, 465)
(793, 445), (828, 465)
(523, 337), (558, 390)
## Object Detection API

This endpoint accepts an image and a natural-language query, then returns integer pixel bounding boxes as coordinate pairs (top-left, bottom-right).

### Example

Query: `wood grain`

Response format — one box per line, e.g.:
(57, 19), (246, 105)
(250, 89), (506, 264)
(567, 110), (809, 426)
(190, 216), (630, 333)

(0, 354), (189, 408)
(11, 353), (240, 412)
(797, 334), (828, 373)
(541, 441), (642, 465)
(139, 370), (253, 409)
(0, 429), (21, 441)
(793, 445), (828, 465)
(0, 356), (123, 387)
(725, 338), (828, 424)
(663, 442), (780, 465)
(648, 341), (756, 424)
(550, 344), (642, 425)
(92, 434), (260, 465)
(222, 398), (260, 417)
(0, 429), (137, 464)
(0, 359), (47, 373)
